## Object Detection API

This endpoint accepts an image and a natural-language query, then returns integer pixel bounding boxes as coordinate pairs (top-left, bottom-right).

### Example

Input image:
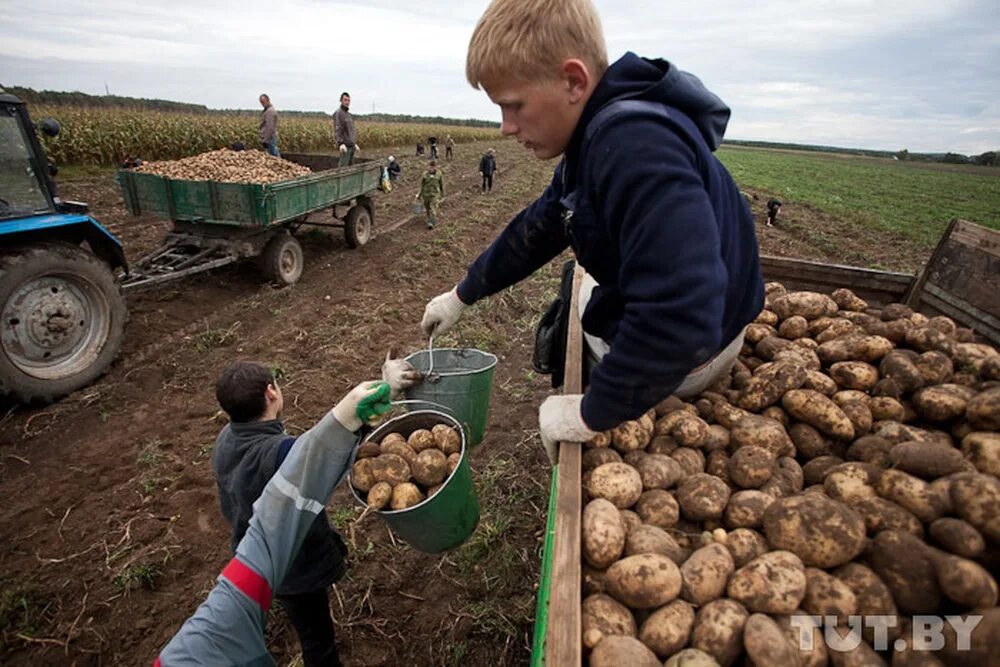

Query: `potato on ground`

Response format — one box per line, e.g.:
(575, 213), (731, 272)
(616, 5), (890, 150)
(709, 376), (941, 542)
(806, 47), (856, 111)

(743, 614), (801, 667)
(389, 482), (424, 510)
(676, 473), (731, 520)
(762, 493), (866, 568)
(868, 530), (940, 614)
(431, 423), (462, 455)
(411, 448), (448, 487)
(624, 524), (689, 564)
(782, 389), (855, 440)
(583, 499), (626, 569)
(724, 490), (774, 529)
(949, 472), (1000, 542)
(691, 598), (750, 667)
(961, 431), (1000, 477)
(604, 553), (682, 608)
(588, 635), (659, 667)
(966, 387), (1000, 430)
(680, 543), (735, 605)
(406, 428), (436, 452)
(639, 600), (695, 659)
(635, 489), (680, 529)
(366, 482), (392, 510)
(727, 550), (807, 614)
(588, 462), (643, 509)
(582, 593), (636, 649)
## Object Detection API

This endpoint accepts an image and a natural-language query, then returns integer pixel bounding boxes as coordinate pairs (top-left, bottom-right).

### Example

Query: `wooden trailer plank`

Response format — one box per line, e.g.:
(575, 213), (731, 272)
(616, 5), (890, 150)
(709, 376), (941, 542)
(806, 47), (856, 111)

(545, 264), (585, 667)
(760, 255), (912, 305)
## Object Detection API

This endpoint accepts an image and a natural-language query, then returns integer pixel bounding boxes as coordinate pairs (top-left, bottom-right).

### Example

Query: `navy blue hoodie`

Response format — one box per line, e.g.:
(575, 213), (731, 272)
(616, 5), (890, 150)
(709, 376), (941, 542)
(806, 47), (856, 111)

(457, 53), (764, 431)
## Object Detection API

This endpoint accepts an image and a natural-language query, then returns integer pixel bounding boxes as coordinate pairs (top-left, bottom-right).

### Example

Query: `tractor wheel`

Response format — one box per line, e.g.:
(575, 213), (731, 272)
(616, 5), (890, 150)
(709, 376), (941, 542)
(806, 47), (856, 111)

(260, 232), (304, 285)
(344, 205), (372, 248)
(0, 243), (127, 403)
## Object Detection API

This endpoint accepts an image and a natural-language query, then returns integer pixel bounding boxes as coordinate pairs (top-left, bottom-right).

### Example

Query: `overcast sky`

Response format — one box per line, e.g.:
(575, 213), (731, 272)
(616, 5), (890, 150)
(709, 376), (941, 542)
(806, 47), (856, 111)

(2, 0), (998, 154)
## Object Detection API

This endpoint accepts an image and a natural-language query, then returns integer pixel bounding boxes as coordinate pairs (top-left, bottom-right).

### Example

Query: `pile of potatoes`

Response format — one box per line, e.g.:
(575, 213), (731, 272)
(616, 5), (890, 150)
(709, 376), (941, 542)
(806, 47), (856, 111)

(350, 424), (462, 511)
(580, 284), (1000, 667)
(135, 149), (311, 183)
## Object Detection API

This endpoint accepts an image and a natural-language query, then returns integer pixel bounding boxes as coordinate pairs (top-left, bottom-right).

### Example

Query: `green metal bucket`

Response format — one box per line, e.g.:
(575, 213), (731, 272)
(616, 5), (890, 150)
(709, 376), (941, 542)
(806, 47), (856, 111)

(349, 409), (479, 553)
(404, 347), (498, 447)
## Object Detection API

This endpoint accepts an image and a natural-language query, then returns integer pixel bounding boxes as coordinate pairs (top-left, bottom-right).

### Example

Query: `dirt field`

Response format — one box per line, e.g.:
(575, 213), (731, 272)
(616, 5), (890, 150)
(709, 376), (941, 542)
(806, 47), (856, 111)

(0, 140), (928, 666)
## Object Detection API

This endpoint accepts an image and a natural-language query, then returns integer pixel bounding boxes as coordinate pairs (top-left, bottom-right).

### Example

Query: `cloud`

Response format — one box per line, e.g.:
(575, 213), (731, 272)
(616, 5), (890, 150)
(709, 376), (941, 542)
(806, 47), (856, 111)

(1, 0), (997, 153)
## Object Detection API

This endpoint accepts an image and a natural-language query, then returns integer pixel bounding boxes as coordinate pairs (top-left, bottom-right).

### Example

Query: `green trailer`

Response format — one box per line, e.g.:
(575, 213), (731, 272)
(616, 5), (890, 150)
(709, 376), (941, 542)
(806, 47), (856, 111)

(117, 153), (382, 290)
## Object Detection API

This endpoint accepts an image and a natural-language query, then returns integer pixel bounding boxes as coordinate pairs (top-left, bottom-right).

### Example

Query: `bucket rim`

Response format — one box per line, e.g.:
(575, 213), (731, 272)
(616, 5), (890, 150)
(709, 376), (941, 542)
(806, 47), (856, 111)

(349, 409), (468, 516)
(404, 347), (498, 378)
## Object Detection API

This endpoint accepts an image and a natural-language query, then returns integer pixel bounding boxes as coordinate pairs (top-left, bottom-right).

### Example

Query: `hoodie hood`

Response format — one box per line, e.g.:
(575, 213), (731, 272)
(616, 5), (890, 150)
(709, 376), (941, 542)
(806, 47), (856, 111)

(577, 52), (731, 150)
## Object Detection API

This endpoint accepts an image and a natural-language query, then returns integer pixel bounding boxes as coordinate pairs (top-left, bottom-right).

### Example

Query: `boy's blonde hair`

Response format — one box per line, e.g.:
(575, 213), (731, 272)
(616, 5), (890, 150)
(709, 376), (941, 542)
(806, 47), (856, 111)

(466, 0), (608, 89)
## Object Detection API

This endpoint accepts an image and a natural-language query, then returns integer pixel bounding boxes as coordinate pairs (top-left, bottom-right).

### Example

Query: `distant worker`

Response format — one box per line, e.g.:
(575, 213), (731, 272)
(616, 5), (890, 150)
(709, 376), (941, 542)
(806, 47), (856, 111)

(387, 155), (401, 181)
(259, 94), (279, 157)
(416, 142), (425, 156)
(766, 198), (782, 227)
(428, 136), (439, 160)
(333, 92), (359, 167)
(417, 160), (445, 229)
(445, 135), (455, 160)
(479, 148), (497, 193)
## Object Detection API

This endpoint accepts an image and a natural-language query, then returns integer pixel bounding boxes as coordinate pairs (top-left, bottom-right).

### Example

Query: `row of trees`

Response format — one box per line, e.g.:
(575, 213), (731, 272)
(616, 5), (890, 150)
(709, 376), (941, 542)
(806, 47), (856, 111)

(894, 149), (998, 166)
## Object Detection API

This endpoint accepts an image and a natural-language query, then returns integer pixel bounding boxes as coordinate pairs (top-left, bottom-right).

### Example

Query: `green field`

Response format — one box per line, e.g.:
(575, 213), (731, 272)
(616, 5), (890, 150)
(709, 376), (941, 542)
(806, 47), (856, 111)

(718, 146), (1000, 247)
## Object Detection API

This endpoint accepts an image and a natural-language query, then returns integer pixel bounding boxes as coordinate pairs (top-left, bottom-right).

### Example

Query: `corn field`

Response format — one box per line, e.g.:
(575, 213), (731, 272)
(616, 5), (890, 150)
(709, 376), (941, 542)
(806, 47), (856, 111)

(31, 106), (501, 166)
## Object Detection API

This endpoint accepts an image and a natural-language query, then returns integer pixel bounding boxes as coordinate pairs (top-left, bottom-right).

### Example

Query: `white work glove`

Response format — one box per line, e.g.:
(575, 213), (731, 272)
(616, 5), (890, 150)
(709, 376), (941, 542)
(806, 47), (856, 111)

(339, 144), (348, 153)
(355, 144), (360, 153)
(381, 350), (422, 398)
(538, 394), (597, 466)
(421, 287), (467, 337)
(331, 381), (391, 432)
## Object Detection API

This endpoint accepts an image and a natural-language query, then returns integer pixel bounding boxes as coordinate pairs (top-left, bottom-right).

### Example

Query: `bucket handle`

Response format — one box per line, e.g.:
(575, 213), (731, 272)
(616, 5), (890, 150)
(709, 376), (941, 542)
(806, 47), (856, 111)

(389, 399), (471, 441)
(424, 336), (441, 384)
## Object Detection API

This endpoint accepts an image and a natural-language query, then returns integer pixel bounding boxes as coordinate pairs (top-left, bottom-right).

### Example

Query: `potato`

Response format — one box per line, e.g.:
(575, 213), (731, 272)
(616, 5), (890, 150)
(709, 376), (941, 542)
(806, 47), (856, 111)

(851, 496), (923, 537)
(630, 454), (681, 491)
(949, 472), (1000, 542)
(794, 336), (820, 350)
(583, 447), (622, 472)
(928, 549), (999, 609)
(585, 431), (613, 448)
(605, 554), (682, 608)
(583, 565), (608, 596)
(774, 611), (828, 667)
(431, 424), (461, 455)
(724, 490), (775, 530)
(879, 350), (924, 394)
(410, 448), (447, 487)
(664, 648), (721, 667)
(823, 462), (879, 504)
(755, 335), (796, 361)
(773, 345), (822, 371)
(635, 489), (680, 530)
(762, 493), (866, 568)
(755, 307), (780, 325)
(826, 626), (888, 667)
(639, 600), (696, 658)
(833, 563), (899, 641)
(762, 405), (790, 428)
(389, 482), (424, 510)
(832, 389), (870, 406)
(730, 415), (794, 457)
(914, 351), (954, 385)
(713, 401), (752, 429)
(680, 543), (734, 605)
(620, 509), (642, 533)
(967, 387), (1000, 430)
(830, 361), (879, 391)
(379, 432), (407, 449)
(612, 419), (650, 452)
(727, 447), (775, 490)
(815, 318), (857, 343)
(743, 613), (801, 667)
(889, 440), (966, 479)
(771, 291), (838, 320)
(427, 483), (443, 497)
(818, 334), (894, 364)
(840, 401), (873, 437)
(802, 369), (838, 396)
(589, 635), (660, 667)
(654, 394), (688, 417)
(962, 431), (1000, 477)
(981, 356), (1000, 381)
(366, 481), (392, 510)
(738, 361), (807, 412)
(868, 396), (906, 421)
(802, 456), (844, 485)
(727, 550), (807, 614)
(704, 424), (730, 452)
(582, 593), (636, 649)
(929, 518), (985, 558)
(789, 423), (832, 460)
(938, 607), (1000, 667)
(446, 452), (461, 474)
(868, 530), (940, 614)
(356, 441), (381, 459)
(624, 524), (688, 564)
(677, 474), (731, 521)
(778, 315), (809, 339)
(912, 385), (972, 421)
(670, 447), (706, 476)
(369, 453), (412, 486)
(588, 462), (643, 509)
(802, 567), (857, 621)
(906, 326), (956, 355)
(875, 469), (946, 524)
(759, 457), (805, 498)
(691, 598), (749, 667)
(622, 450), (647, 468)
(723, 528), (768, 568)
(782, 389), (855, 440)
(351, 458), (376, 492)
(583, 499), (626, 569)
(846, 434), (893, 467)
(406, 428), (436, 452)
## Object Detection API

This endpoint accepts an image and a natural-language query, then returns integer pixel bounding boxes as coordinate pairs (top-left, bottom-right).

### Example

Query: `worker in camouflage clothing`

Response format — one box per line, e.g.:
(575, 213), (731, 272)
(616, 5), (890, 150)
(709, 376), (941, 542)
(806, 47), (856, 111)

(417, 160), (445, 229)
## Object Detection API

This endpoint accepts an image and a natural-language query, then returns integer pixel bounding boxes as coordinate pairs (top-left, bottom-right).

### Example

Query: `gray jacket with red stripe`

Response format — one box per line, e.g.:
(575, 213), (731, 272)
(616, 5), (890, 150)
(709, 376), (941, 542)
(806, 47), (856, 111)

(156, 409), (357, 666)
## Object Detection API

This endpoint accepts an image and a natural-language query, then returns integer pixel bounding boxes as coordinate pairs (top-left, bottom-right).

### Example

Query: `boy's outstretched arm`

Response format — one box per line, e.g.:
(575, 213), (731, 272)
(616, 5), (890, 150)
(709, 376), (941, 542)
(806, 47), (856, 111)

(155, 382), (390, 666)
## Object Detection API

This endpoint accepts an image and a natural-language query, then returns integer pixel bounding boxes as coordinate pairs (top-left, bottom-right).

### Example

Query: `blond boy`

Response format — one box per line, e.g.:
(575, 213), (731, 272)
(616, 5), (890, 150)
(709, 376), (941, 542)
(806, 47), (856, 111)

(422, 0), (764, 461)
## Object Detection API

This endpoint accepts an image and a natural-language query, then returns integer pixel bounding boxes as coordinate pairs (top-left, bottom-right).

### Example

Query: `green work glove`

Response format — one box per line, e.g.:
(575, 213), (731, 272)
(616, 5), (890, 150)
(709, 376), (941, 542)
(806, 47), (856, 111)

(332, 381), (392, 432)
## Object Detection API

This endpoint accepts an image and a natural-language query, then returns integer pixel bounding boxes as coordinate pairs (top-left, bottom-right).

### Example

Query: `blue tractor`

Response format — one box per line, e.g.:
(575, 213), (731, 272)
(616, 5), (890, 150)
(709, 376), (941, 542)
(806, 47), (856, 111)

(0, 90), (128, 402)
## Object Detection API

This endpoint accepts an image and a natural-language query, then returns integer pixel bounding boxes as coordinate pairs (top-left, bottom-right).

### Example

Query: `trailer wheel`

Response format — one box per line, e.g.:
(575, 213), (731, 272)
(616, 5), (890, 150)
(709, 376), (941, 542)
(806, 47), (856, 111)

(0, 243), (127, 403)
(344, 205), (372, 248)
(260, 233), (304, 285)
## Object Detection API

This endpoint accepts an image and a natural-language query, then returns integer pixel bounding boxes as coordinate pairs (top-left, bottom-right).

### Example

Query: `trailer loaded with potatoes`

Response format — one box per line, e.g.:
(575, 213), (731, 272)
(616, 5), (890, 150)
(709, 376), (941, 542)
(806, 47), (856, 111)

(116, 149), (382, 290)
(532, 220), (1000, 666)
